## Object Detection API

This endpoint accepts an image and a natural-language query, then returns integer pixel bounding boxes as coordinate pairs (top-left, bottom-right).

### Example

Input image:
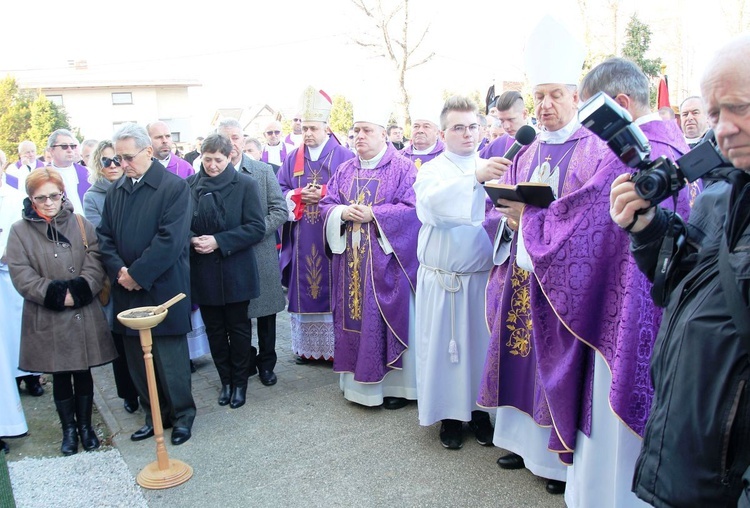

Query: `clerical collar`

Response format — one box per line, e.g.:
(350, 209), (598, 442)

(157, 154), (170, 167)
(685, 134), (705, 145)
(412, 142), (437, 155)
(443, 151), (477, 173)
(359, 145), (388, 169)
(635, 112), (661, 126)
(538, 115), (581, 144)
(307, 142), (326, 162)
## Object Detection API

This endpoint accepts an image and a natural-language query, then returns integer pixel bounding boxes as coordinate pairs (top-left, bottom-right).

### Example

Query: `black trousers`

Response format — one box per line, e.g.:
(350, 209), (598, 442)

(253, 313), (277, 373)
(111, 332), (138, 401)
(118, 333), (196, 429)
(200, 301), (253, 388)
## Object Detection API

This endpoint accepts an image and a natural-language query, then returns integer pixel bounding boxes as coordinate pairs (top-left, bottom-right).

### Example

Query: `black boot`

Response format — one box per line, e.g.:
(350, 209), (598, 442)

(54, 398), (79, 456)
(75, 395), (100, 451)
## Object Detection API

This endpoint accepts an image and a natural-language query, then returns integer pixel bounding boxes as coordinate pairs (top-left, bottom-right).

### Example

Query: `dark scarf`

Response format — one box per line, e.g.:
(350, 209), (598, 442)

(192, 164), (237, 236)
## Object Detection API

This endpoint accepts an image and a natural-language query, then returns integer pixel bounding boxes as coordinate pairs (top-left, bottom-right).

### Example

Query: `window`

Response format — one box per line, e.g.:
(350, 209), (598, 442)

(171, 132), (181, 142)
(47, 95), (63, 106)
(112, 92), (133, 105)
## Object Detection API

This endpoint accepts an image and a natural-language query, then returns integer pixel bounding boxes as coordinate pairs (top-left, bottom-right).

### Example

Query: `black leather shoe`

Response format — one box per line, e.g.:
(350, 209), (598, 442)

(0, 439), (8, 454)
(382, 397), (409, 410)
(131, 424), (154, 441)
(230, 385), (247, 409)
(218, 384), (231, 406)
(259, 370), (277, 386)
(497, 452), (525, 470)
(545, 479), (566, 495)
(171, 427), (191, 445)
(468, 411), (494, 446)
(295, 355), (310, 365)
(190, 360), (196, 374)
(439, 419), (464, 450)
(123, 398), (139, 414)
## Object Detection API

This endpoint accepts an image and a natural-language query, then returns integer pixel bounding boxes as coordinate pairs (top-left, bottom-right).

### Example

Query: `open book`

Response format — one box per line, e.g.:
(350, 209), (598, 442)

(483, 181), (555, 208)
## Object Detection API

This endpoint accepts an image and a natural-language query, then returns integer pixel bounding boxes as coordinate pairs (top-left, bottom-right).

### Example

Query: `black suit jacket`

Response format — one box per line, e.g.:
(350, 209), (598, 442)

(97, 160), (192, 336)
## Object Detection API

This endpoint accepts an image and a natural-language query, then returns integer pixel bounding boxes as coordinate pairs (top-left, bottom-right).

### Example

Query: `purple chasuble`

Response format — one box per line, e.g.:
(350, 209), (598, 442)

(166, 155), (195, 179)
(485, 124), (694, 463)
(400, 139), (445, 170)
(278, 137), (356, 313)
(319, 144), (420, 383)
(479, 134), (514, 159)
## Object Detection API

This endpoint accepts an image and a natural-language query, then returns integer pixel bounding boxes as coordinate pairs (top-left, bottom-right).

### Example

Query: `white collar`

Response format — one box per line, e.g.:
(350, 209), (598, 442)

(635, 112), (661, 126)
(307, 142), (326, 162)
(412, 141), (437, 155)
(443, 151), (478, 173)
(538, 115), (581, 144)
(359, 145), (388, 169)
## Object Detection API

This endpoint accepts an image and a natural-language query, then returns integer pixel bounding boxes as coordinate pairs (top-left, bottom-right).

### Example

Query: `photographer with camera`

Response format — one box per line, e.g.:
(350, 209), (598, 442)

(610, 35), (750, 507)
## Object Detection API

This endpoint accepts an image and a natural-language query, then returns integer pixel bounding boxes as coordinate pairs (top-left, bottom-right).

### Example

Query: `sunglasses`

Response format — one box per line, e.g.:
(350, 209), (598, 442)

(52, 144), (78, 150)
(111, 147), (148, 166)
(265, 130), (281, 136)
(32, 192), (63, 204)
(292, 118), (302, 122)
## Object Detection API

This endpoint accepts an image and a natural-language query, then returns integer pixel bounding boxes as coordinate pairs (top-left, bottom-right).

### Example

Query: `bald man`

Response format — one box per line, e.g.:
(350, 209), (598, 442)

(610, 34), (750, 506)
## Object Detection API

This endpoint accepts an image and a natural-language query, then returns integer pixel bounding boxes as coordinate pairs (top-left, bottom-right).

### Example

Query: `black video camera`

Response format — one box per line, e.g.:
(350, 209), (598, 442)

(578, 92), (725, 206)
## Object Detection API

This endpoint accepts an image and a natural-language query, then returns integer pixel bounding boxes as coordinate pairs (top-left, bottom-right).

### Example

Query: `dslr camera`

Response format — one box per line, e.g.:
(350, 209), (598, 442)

(578, 92), (724, 206)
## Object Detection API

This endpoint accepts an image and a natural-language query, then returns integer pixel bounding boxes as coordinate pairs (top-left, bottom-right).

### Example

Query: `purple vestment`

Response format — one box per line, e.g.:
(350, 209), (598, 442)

(479, 134), (514, 159)
(278, 137), (355, 313)
(261, 143), (289, 165)
(319, 144), (420, 383)
(400, 139), (445, 170)
(480, 124), (695, 463)
(166, 155), (195, 179)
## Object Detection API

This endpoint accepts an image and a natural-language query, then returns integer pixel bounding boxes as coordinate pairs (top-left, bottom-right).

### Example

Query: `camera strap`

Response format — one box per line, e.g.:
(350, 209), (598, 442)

(650, 196), (680, 307)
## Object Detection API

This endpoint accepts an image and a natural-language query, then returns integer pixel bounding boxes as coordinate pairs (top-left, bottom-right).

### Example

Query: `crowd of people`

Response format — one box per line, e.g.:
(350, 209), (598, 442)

(0, 14), (748, 507)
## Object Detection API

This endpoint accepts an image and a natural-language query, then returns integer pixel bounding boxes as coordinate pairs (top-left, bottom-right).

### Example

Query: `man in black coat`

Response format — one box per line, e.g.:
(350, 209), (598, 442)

(97, 123), (196, 446)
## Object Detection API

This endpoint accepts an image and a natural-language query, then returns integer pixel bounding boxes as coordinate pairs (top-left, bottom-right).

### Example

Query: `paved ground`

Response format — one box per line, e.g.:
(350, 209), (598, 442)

(10, 310), (567, 507)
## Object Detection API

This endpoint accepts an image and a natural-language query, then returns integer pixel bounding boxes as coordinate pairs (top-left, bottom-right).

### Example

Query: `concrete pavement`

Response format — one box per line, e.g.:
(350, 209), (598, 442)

(91, 311), (566, 508)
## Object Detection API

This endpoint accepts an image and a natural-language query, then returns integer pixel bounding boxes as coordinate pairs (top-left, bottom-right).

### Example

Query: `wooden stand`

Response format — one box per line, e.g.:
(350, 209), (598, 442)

(117, 306), (193, 489)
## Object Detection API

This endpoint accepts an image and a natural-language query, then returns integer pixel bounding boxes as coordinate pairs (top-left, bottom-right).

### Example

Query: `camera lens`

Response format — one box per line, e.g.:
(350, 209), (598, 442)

(634, 172), (668, 201)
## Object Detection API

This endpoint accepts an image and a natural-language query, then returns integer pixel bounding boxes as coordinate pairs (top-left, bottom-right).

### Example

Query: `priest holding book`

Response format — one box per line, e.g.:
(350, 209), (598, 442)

(478, 15), (652, 501)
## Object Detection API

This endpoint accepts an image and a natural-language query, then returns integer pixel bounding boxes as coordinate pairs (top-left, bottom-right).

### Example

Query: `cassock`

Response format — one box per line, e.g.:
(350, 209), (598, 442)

(412, 151), (500, 425)
(479, 134), (515, 159)
(164, 154), (195, 179)
(400, 139), (445, 170)
(319, 143), (420, 406)
(0, 183), (29, 438)
(560, 113), (695, 508)
(278, 136), (355, 360)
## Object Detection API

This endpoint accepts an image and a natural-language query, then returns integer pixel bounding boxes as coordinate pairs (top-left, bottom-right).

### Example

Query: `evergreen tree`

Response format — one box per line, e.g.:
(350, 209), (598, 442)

(621, 14), (662, 108)
(329, 95), (353, 138)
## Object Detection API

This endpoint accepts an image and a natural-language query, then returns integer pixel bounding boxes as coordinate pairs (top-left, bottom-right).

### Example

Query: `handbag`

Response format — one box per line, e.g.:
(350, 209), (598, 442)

(74, 213), (110, 306)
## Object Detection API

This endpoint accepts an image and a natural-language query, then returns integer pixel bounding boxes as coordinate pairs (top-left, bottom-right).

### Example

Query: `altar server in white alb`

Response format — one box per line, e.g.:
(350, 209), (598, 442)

(412, 96), (507, 449)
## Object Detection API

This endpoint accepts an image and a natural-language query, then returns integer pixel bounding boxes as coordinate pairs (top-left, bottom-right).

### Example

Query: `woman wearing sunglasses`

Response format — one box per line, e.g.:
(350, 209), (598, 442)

(6, 167), (116, 456)
(83, 141), (140, 416)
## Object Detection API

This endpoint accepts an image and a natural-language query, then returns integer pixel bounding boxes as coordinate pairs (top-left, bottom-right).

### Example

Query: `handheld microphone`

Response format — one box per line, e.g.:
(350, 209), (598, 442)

(502, 125), (537, 160)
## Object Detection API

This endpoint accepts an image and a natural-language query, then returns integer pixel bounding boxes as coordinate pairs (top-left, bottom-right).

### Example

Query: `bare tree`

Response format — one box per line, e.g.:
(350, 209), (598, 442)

(350, 0), (435, 125)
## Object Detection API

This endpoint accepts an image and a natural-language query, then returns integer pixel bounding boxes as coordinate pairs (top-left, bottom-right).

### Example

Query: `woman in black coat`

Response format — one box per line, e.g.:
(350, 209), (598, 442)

(187, 134), (265, 408)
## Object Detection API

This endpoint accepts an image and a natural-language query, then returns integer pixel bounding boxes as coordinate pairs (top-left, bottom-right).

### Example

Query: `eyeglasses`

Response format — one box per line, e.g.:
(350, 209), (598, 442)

(348, 135), (355, 139)
(32, 192), (63, 204)
(112, 147), (147, 165)
(447, 124), (480, 134)
(265, 130), (281, 136)
(52, 144), (78, 150)
(292, 118), (302, 122)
